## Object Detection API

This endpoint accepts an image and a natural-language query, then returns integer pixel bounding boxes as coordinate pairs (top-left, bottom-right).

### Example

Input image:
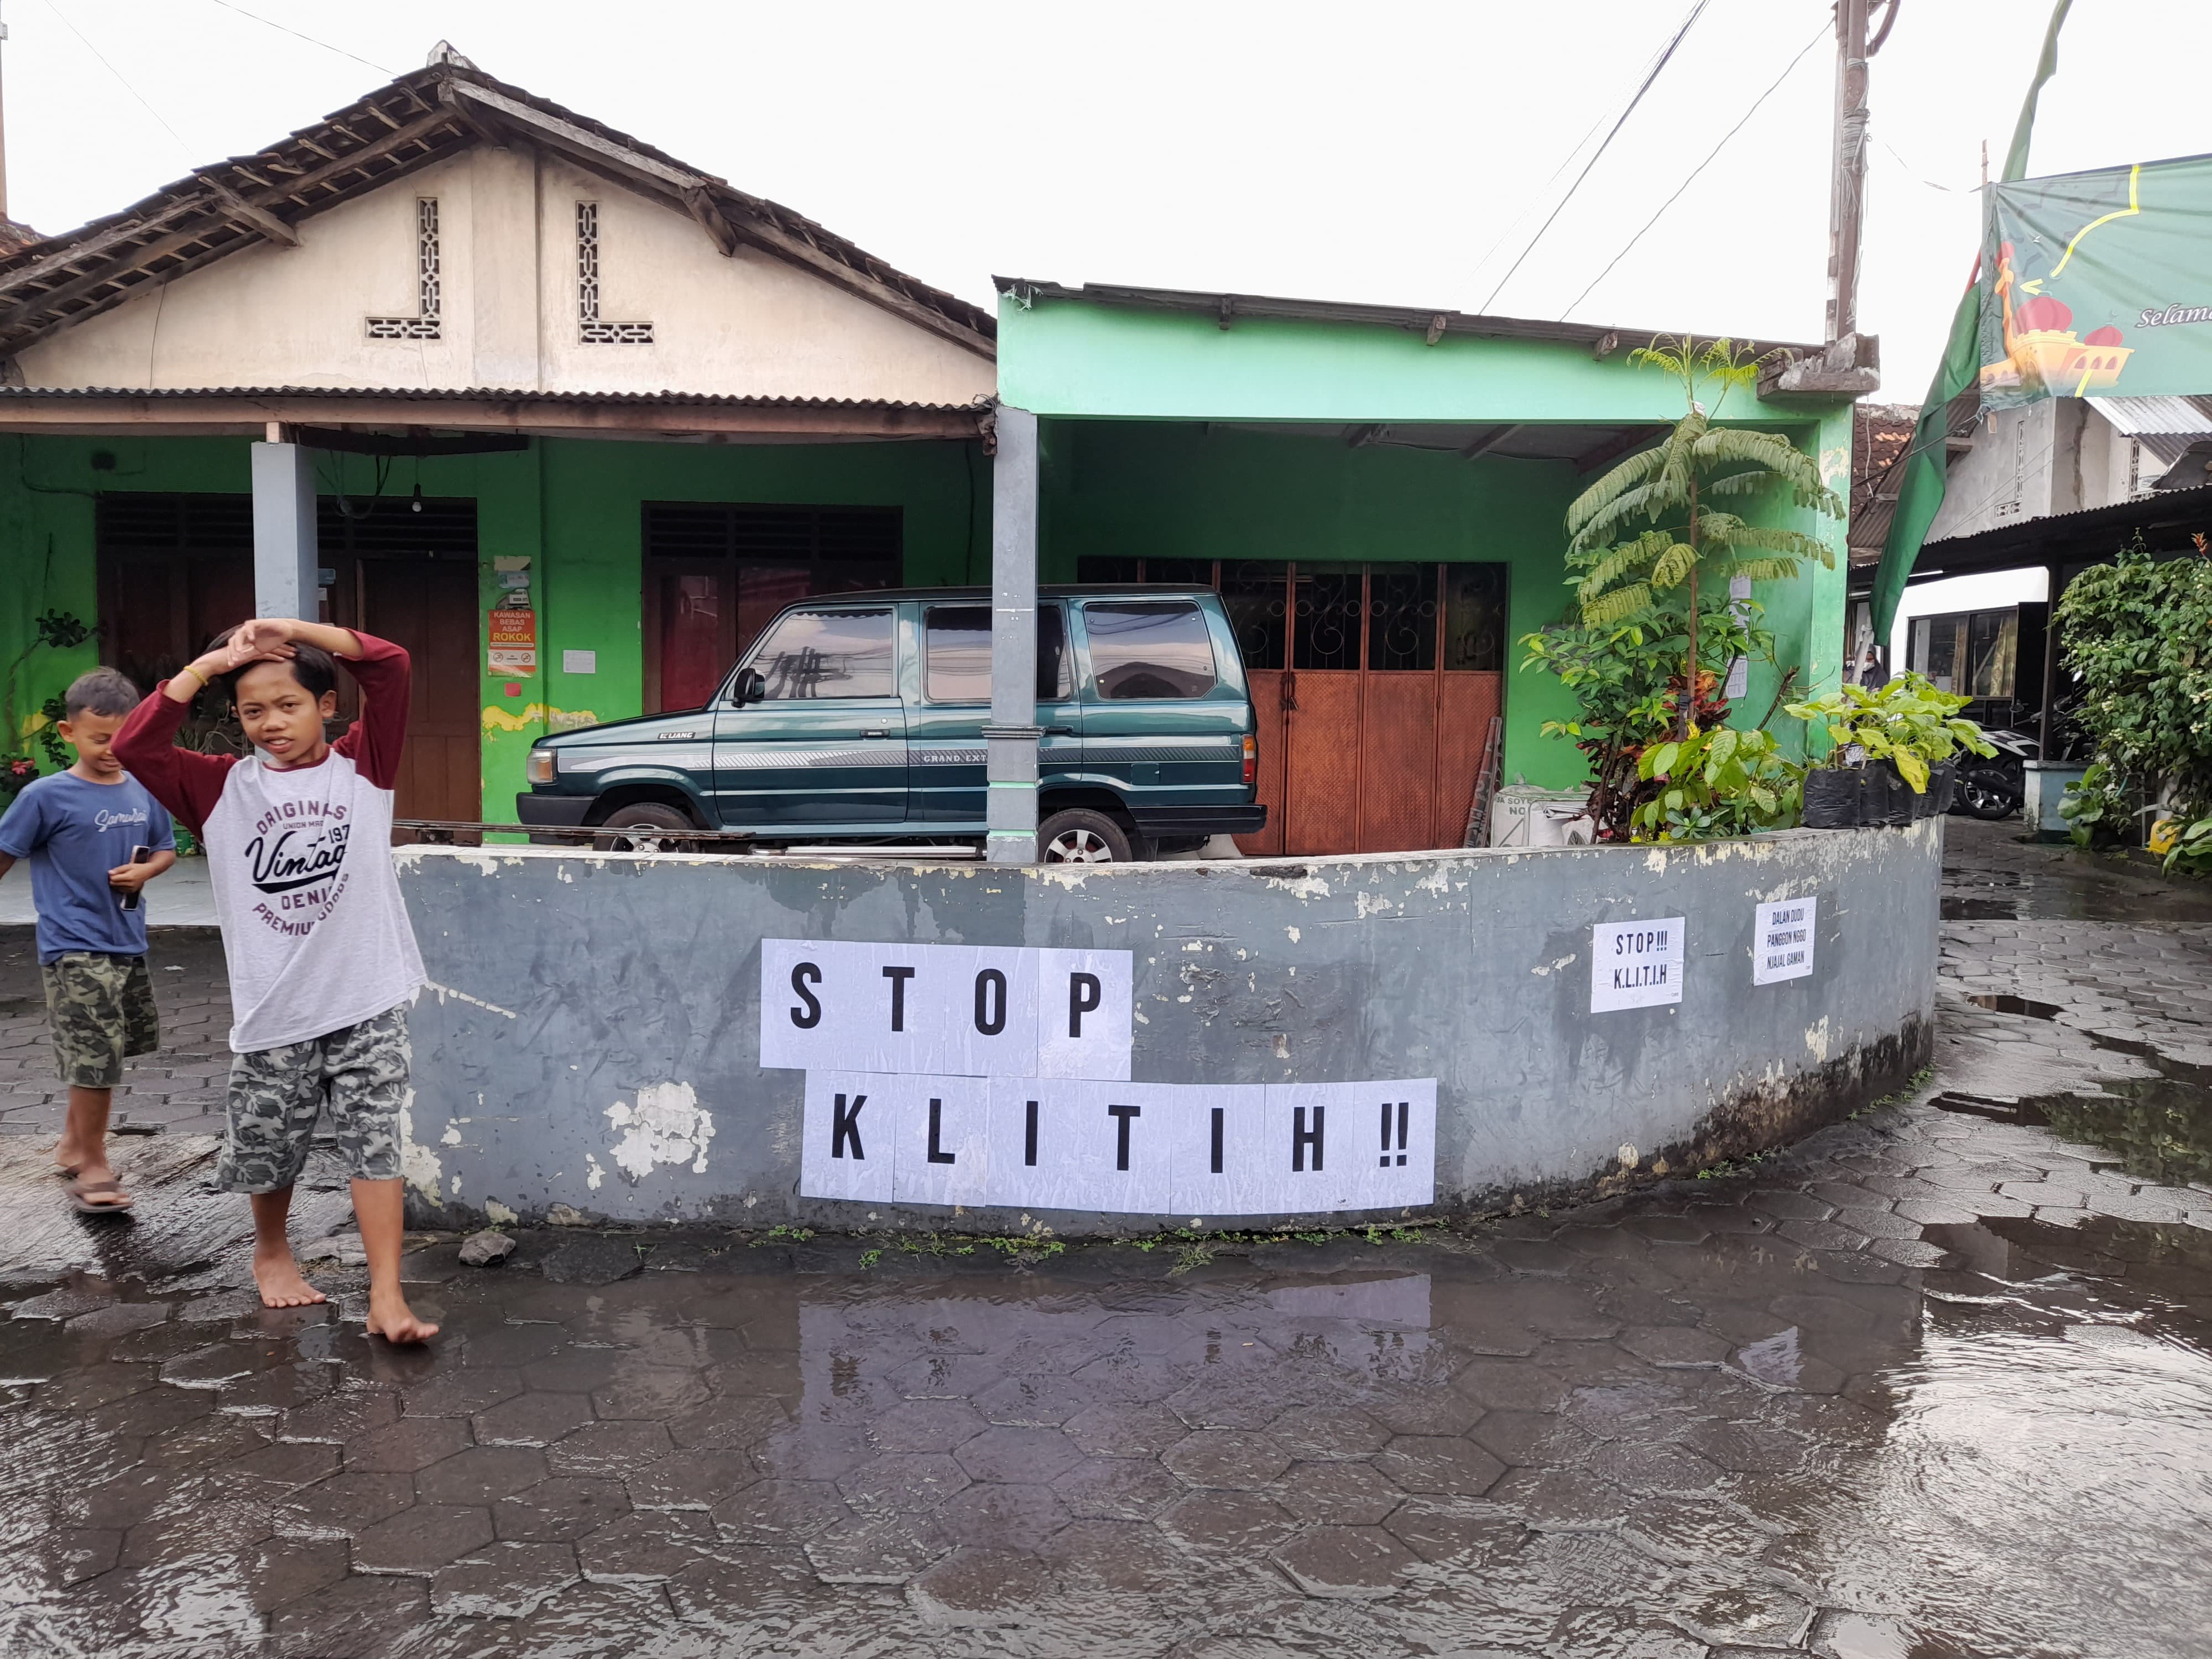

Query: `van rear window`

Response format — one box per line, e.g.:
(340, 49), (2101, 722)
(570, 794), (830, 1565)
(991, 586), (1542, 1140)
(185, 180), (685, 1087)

(1084, 602), (1216, 700)
(925, 607), (1072, 701)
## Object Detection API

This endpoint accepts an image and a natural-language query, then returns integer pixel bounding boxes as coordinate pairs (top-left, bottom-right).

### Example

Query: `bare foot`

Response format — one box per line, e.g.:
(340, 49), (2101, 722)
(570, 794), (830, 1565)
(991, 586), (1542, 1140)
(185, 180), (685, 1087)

(366, 1291), (439, 1345)
(253, 1245), (328, 1310)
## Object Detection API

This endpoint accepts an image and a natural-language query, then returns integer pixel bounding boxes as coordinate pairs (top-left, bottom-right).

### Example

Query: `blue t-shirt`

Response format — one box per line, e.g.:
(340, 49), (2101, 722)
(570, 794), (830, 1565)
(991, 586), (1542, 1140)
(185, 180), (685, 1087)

(0, 772), (176, 963)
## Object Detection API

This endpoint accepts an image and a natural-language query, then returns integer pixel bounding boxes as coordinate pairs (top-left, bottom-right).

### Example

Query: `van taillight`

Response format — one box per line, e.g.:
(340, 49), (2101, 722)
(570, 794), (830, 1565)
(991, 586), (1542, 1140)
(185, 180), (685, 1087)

(1242, 734), (1257, 786)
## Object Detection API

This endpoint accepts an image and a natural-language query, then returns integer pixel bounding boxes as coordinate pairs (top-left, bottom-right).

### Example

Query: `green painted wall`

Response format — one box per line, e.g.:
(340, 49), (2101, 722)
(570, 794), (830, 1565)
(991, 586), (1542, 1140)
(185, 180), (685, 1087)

(1034, 416), (1843, 788)
(998, 295), (1818, 427)
(0, 434), (987, 820)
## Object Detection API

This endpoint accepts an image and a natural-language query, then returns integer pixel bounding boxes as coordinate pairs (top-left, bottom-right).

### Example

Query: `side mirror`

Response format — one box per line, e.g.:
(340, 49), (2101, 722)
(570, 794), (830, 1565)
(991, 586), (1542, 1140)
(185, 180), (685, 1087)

(731, 667), (766, 706)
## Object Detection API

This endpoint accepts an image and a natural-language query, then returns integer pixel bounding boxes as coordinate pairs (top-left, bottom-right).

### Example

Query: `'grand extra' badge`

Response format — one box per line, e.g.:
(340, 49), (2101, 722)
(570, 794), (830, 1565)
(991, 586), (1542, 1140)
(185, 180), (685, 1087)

(243, 800), (353, 934)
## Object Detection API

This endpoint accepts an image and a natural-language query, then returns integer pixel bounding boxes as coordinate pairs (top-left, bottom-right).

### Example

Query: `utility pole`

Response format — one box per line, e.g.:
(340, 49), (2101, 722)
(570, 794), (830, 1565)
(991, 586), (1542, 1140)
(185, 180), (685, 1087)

(1825, 0), (1870, 345)
(0, 0), (11, 223)
(1765, 0), (1891, 397)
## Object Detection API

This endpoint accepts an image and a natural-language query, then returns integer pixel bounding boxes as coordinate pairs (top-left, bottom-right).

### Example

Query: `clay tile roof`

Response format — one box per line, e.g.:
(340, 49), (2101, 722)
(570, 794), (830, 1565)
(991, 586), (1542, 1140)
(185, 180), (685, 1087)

(0, 62), (992, 361)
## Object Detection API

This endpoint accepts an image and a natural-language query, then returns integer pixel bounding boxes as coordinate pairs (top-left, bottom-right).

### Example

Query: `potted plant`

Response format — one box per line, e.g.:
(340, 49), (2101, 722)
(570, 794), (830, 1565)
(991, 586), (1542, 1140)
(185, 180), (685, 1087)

(1786, 674), (1994, 827)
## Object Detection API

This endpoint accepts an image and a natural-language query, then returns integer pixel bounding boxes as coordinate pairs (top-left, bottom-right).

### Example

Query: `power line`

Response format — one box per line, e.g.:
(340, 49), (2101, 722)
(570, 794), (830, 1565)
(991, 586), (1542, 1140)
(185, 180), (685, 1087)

(1478, 0), (1713, 314)
(40, 0), (195, 157)
(1561, 23), (1829, 322)
(202, 0), (396, 76)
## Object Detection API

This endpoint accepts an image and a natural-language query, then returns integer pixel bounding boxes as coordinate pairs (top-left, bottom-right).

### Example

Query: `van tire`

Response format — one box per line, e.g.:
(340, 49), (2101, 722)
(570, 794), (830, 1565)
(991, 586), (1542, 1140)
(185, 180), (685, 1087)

(594, 801), (698, 854)
(1039, 808), (1139, 864)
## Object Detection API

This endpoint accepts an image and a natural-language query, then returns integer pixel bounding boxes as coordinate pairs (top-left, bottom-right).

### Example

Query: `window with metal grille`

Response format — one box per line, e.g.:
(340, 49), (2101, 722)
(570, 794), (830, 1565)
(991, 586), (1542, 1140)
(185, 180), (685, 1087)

(367, 199), (442, 340)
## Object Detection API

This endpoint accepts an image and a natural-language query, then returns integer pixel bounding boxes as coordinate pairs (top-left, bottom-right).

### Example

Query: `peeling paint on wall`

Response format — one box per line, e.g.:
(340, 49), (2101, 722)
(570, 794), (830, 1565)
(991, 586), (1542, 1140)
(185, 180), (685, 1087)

(398, 1086), (442, 1202)
(607, 1081), (717, 1179)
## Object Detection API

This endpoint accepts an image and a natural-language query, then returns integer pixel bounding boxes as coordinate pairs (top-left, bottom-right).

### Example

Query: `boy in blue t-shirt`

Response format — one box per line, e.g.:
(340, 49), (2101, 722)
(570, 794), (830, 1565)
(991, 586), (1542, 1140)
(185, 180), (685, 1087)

(0, 669), (177, 1212)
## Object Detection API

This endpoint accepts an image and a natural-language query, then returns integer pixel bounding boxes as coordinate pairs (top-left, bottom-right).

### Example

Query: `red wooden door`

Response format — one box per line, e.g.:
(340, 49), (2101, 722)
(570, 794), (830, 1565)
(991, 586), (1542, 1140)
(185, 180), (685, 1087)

(361, 557), (482, 824)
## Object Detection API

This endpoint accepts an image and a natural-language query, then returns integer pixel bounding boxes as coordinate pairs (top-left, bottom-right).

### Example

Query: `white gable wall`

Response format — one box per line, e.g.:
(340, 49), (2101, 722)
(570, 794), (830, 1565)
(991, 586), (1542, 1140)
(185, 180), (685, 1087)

(16, 147), (993, 406)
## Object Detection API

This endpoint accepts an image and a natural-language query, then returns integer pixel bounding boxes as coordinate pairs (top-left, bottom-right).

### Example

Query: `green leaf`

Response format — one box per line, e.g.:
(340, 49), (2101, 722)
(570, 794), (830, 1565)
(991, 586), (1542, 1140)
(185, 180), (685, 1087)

(1892, 749), (1929, 793)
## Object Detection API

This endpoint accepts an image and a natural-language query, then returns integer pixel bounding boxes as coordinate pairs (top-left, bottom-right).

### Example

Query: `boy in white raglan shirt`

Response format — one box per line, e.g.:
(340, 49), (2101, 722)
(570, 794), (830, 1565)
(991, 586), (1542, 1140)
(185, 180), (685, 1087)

(116, 618), (437, 1343)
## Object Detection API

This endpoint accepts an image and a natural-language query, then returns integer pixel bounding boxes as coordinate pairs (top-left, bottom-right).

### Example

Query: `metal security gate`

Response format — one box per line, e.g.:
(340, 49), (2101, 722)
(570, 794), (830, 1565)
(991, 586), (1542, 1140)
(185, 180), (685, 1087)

(1075, 559), (1507, 855)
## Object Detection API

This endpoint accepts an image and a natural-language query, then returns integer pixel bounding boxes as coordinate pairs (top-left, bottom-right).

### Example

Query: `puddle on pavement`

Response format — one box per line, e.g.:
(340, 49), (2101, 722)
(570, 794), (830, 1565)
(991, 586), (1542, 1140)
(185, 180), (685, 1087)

(0, 1150), (2208, 1659)
(1935, 1059), (2212, 1188)
(1941, 896), (2020, 920)
(1964, 992), (2067, 1019)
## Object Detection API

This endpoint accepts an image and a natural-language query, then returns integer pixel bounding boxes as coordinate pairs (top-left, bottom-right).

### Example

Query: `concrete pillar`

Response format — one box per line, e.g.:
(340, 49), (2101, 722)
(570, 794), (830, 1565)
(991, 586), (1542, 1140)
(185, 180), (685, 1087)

(251, 435), (319, 620)
(984, 405), (1041, 865)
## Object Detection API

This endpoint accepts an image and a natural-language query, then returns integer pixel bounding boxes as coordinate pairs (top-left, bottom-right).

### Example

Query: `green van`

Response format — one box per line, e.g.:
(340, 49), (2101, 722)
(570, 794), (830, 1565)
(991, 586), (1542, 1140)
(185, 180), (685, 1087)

(517, 586), (1264, 861)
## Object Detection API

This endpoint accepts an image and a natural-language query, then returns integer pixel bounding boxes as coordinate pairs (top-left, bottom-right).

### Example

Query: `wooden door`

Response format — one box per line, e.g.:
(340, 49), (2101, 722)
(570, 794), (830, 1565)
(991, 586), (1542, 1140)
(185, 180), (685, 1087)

(360, 558), (482, 823)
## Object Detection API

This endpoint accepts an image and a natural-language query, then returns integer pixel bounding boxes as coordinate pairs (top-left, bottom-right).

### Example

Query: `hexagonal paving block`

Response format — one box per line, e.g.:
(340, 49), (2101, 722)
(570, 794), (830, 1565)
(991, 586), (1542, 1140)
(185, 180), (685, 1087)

(225, 1439), (341, 1493)
(659, 1407), (792, 1451)
(1036, 1518), (1193, 1595)
(886, 1351), (1007, 1400)
(837, 1453), (971, 1517)
(1277, 1460), (1407, 1525)
(1662, 1569), (1815, 1648)
(662, 1546), (827, 1626)
(748, 1423), (874, 1482)
(1383, 1494), (1530, 1568)
(1584, 1440), (1725, 1496)
(65, 1302), (173, 1339)
(1068, 1350), (1187, 1402)
(1452, 1360), (1568, 1413)
(1160, 1429), (1291, 1490)
(1361, 1388), (1483, 1438)
(244, 1536), (349, 1613)
(64, 1468), (179, 1532)
(576, 1508), (718, 1583)
(1274, 1524), (1418, 1599)
(414, 1444), (549, 1506)
(272, 1471), (416, 1538)
(1157, 1490), (1298, 1557)
(159, 1344), (273, 1390)
(472, 1391), (596, 1447)
(1489, 1467), (1627, 1533)
(1374, 1435), (1506, 1497)
(352, 1501), (495, 1573)
(1062, 1401), (1188, 1459)
(82, 1387), (212, 1442)
(1269, 1407), (1392, 1462)
(909, 1546), (1055, 1627)
(1047, 1455), (1185, 1522)
(953, 1425), (1083, 1485)
(431, 1540), (580, 1618)
(1618, 1495), (1778, 1567)
(1618, 1326), (1733, 1369)
(1678, 1418), (1807, 1475)
(402, 1365), (524, 1418)
(545, 1420), (674, 1479)
(932, 1482), (1070, 1552)
(973, 1374), (1089, 1427)
(494, 1475), (632, 1542)
(625, 1449), (756, 1511)
(455, 1322), (566, 1369)
(591, 1365), (713, 1421)
(867, 1399), (989, 1454)
(713, 1478), (852, 1543)
(269, 1569), (427, 1653)
(805, 1512), (952, 1584)
(277, 1387), (401, 1445)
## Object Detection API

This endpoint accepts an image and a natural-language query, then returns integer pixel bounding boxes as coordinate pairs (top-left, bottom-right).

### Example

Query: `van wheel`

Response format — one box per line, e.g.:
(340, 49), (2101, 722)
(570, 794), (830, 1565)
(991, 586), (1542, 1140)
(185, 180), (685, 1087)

(594, 801), (698, 853)
(1039, 808), (1136, 864)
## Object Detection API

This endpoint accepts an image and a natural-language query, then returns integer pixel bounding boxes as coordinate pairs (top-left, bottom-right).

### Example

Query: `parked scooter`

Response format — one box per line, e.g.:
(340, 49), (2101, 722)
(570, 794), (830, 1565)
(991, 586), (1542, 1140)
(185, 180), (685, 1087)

(1952, 726), (2037, 820)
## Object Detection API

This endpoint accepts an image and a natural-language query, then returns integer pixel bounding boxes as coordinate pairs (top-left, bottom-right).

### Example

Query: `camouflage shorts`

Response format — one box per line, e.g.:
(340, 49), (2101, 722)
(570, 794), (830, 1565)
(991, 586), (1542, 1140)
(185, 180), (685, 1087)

(217, 1005), (410, 1193)
(41, 953), (159, 1089)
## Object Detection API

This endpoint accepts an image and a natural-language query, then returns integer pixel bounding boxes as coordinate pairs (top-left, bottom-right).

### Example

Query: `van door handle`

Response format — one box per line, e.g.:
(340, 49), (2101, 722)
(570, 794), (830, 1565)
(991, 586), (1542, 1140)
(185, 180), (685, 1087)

(862, 729), (890, 739)
(1046, 725), (1076, 735)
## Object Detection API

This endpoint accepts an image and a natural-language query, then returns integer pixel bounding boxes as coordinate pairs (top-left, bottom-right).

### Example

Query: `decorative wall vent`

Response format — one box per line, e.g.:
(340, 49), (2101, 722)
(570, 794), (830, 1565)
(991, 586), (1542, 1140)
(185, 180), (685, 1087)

(577, 202), (655, 345)
(366, 199), (442, 340)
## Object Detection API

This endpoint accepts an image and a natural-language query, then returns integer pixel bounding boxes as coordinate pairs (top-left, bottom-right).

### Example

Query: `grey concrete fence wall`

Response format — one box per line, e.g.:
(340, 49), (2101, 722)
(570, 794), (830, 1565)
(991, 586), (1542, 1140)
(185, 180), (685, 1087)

(393, 822), (1939, 1237)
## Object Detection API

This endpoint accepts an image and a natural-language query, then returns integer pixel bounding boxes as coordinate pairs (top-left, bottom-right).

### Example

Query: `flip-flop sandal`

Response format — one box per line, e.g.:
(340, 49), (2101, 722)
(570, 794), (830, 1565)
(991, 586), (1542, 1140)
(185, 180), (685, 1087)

(67, 1179), (134, 1214)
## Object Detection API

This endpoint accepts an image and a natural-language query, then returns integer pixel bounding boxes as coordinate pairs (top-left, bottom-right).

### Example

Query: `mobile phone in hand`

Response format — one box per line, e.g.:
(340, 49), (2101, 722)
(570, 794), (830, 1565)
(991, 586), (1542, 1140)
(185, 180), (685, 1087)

(119, 845), (152, 911)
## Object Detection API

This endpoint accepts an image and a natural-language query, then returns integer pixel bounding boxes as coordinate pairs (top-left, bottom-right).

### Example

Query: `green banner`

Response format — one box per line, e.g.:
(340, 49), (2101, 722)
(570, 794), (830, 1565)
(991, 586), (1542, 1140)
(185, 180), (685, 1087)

(1980, 152), (2212, 408)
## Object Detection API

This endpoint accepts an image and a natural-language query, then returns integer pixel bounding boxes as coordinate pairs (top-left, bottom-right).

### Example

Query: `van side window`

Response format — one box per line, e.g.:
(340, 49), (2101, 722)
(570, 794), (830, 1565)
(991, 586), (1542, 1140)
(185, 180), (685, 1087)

(748, 608), (895, 700)
(924, 606), (1071, 702)
(1084, 602), (1216, 700)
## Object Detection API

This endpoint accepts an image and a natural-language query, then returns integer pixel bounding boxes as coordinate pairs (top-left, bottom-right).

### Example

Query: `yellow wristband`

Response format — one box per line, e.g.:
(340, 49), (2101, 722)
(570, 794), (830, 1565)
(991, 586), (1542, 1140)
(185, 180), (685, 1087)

(173, 665), (206, 695)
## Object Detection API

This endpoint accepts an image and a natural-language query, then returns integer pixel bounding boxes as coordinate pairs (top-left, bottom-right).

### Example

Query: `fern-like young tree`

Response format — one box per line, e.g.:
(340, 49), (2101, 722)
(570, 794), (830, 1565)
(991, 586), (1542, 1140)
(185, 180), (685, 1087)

(1566, 337), (1841, 738)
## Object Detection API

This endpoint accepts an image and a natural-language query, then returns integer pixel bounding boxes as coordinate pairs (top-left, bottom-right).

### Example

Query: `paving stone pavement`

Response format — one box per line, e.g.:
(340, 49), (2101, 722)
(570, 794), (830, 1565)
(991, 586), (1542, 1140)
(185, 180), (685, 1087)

(0, 820), (2206, 1657)
(0, 927), (232, 1140)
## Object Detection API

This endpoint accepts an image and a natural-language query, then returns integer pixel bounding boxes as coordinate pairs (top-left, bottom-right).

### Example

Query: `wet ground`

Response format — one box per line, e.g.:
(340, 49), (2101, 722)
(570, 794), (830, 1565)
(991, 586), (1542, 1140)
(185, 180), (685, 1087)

(1, 818), (2209, 1657)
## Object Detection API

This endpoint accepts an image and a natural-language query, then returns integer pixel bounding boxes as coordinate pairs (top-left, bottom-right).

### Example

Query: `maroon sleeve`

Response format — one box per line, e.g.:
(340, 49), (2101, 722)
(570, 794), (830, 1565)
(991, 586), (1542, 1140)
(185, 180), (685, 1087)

(331, 631), (411, 791)
(113, 686), (237, 834)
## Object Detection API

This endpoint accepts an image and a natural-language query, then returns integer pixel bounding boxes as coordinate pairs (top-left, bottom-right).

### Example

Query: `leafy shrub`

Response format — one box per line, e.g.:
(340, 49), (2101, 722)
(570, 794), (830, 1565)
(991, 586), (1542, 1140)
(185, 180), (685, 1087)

(2054, 541), (2212, 869)
(1786, 674), (1994, 793)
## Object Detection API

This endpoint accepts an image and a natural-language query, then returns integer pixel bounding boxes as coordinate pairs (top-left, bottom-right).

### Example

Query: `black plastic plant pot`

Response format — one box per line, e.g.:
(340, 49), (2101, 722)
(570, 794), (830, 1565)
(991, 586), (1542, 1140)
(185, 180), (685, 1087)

(1859, 762), (1914, 827)
(1917, 761), (1958, 820)
(1803, 767), (1859, 828)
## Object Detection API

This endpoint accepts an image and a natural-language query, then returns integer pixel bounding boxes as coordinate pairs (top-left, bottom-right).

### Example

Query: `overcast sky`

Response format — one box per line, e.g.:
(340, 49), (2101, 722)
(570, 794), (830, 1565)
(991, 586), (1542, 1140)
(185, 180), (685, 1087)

(6, 0), (2208, 401)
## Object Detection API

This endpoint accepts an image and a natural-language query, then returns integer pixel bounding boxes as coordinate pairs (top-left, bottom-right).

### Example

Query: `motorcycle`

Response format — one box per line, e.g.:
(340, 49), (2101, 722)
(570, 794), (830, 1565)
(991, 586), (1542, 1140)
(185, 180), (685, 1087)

(1952, 725), (2037, 821)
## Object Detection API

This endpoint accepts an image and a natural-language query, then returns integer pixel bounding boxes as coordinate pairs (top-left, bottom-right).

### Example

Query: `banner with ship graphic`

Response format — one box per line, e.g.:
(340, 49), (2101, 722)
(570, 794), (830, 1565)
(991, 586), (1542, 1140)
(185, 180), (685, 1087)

(1978, 153), (2212, 409)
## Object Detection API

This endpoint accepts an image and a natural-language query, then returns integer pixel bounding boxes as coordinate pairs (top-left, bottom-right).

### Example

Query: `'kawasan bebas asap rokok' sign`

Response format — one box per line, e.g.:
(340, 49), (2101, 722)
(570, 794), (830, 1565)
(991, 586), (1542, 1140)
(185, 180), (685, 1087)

(759, 940), (1436, 1217)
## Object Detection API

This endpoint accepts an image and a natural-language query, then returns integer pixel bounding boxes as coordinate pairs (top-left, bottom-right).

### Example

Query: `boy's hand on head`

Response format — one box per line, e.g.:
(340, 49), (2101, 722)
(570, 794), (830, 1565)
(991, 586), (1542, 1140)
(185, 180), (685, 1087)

(229, 617), (301, 659)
